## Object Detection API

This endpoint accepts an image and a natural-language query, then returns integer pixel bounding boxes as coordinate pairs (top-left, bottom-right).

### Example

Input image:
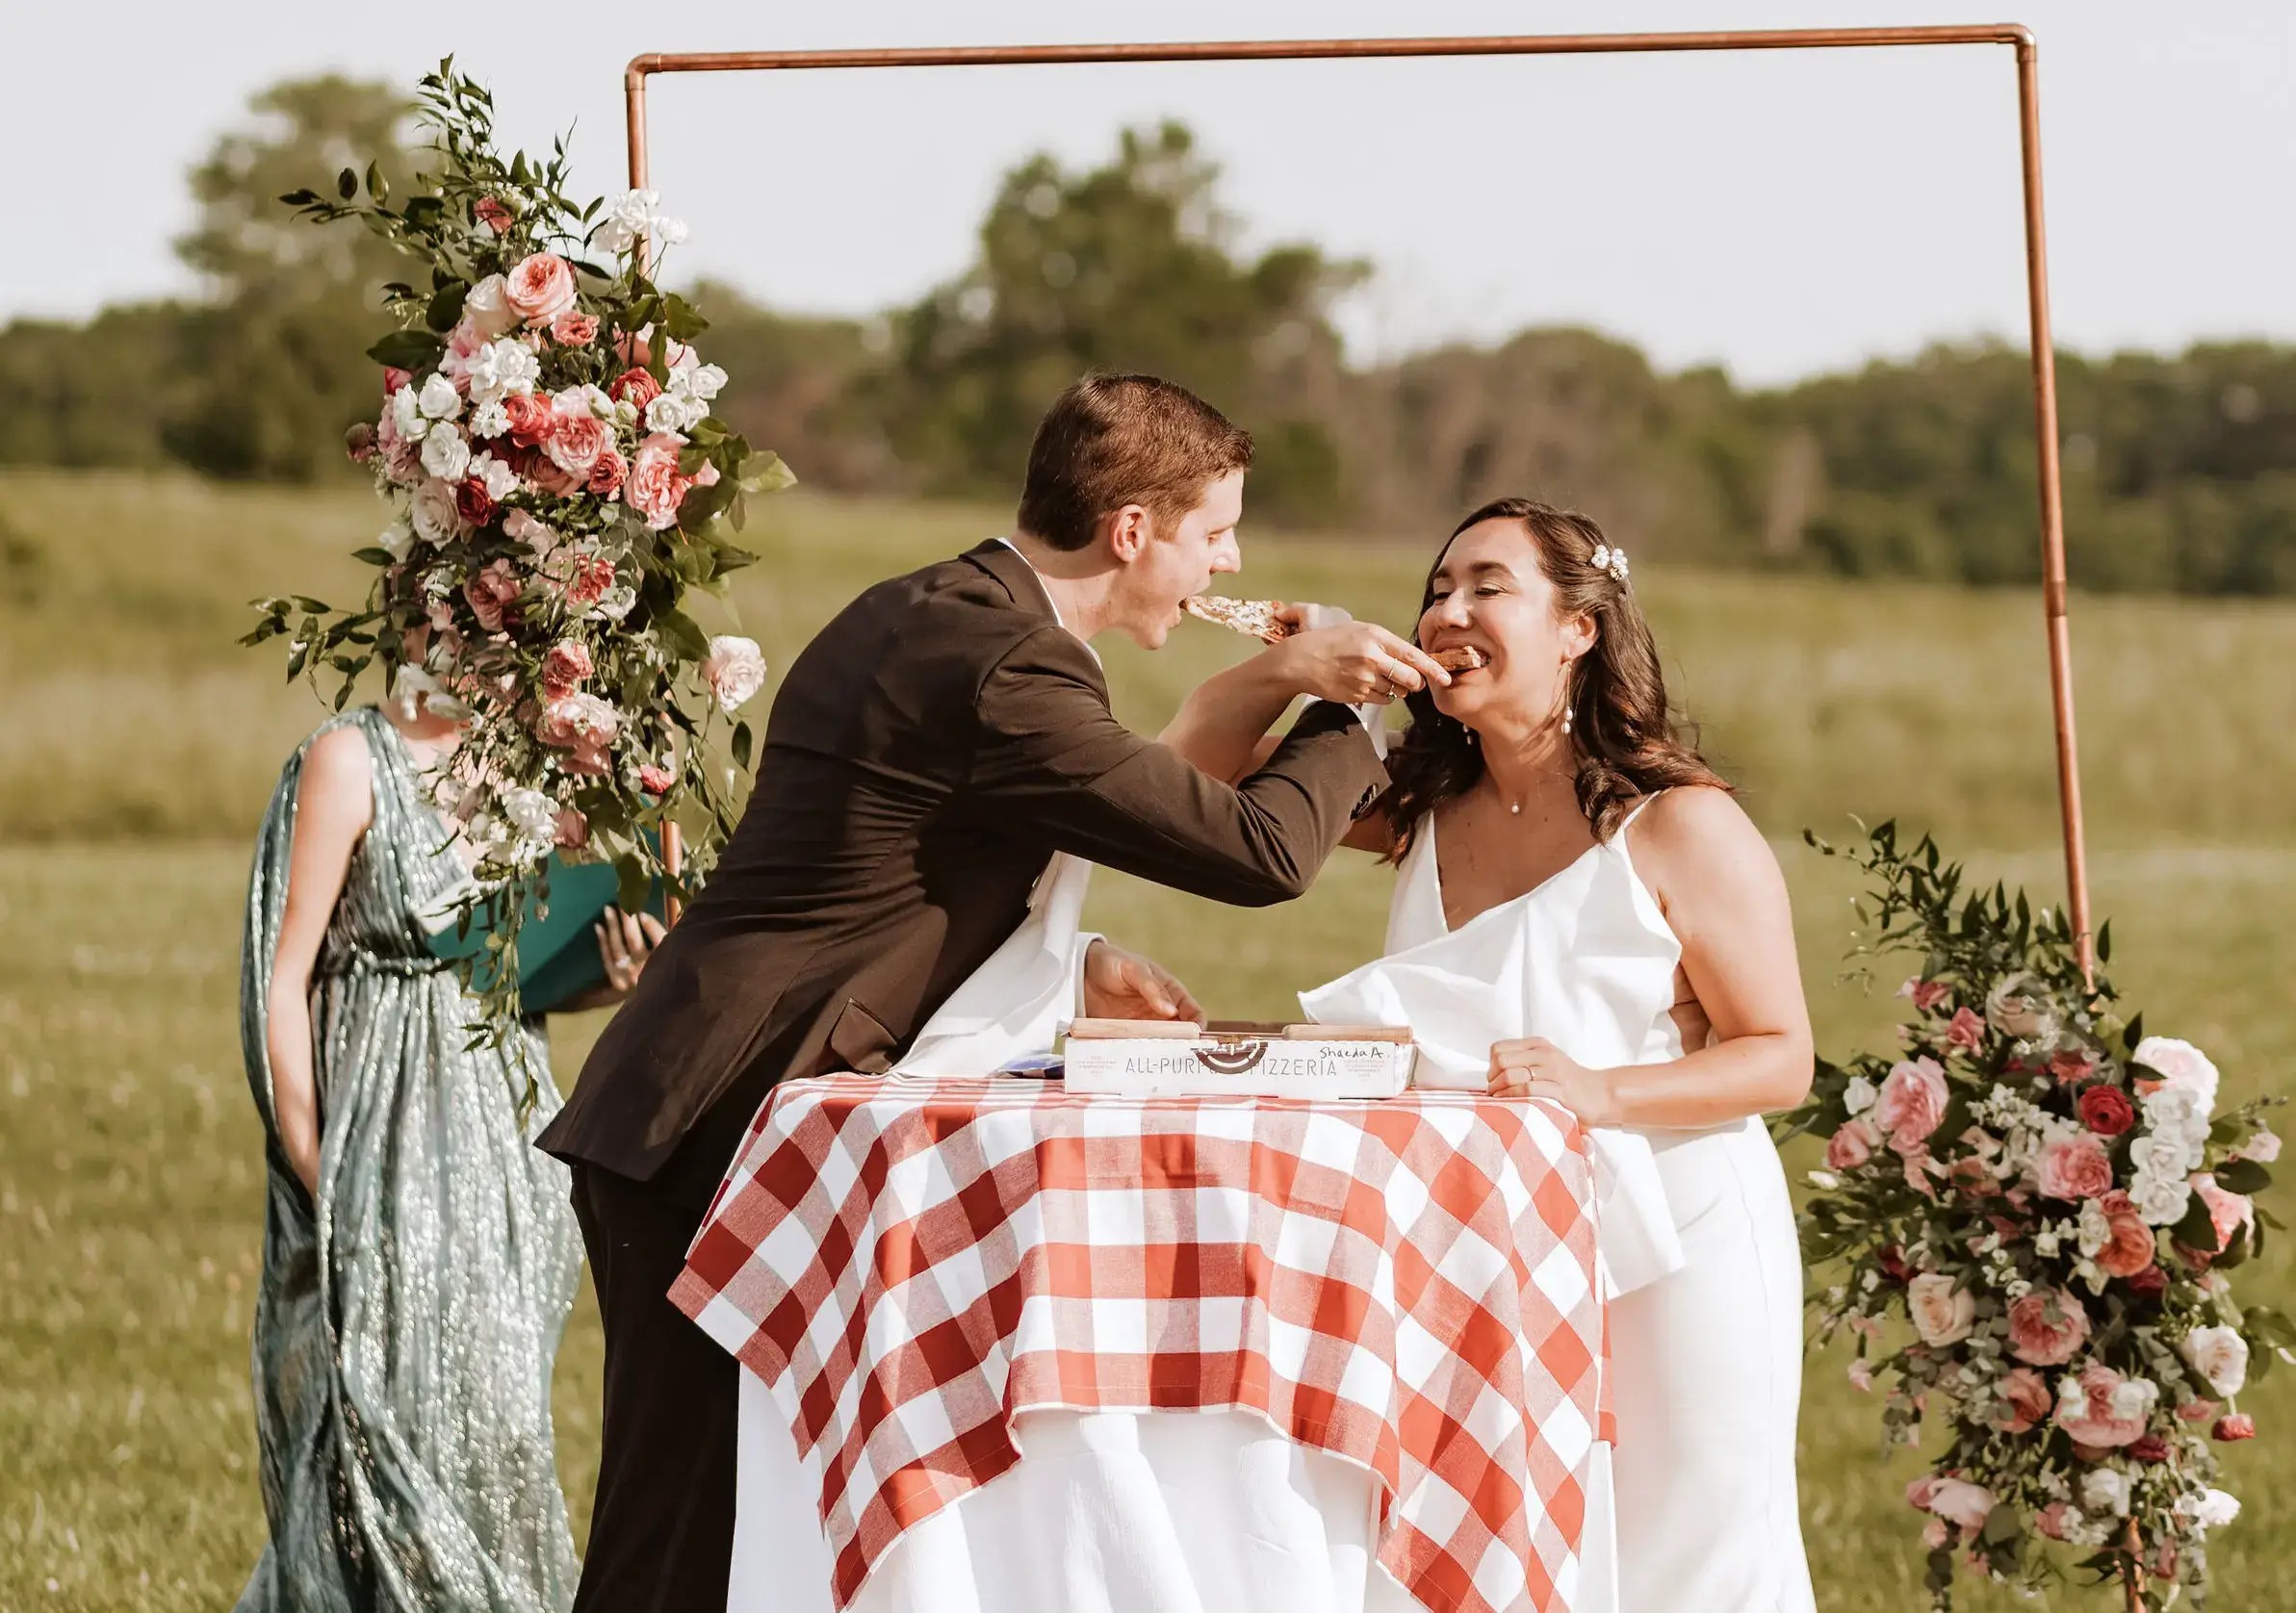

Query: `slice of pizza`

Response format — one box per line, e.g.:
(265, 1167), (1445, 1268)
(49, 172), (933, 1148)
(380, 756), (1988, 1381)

(1430, 645), (1488, 673)
(1181, 594), (1291, 644)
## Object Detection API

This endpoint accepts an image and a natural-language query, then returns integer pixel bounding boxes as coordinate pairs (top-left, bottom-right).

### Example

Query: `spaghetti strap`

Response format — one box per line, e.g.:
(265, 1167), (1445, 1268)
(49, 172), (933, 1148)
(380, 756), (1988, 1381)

(1616, 789), (1668, 837)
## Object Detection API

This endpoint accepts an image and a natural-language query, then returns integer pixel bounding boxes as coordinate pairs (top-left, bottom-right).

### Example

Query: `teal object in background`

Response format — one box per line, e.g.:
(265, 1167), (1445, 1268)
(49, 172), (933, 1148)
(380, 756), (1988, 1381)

(424, 844), (668, 1014)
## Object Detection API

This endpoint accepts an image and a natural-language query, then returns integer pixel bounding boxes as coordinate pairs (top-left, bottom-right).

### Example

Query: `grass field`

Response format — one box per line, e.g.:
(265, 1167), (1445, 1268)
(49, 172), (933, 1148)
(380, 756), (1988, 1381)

(1, 468), (2290, 1610)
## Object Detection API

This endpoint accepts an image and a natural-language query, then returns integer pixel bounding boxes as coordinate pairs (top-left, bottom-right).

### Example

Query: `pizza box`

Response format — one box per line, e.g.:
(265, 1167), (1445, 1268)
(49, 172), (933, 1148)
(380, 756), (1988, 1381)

(1061, 1018), (1416, 1099)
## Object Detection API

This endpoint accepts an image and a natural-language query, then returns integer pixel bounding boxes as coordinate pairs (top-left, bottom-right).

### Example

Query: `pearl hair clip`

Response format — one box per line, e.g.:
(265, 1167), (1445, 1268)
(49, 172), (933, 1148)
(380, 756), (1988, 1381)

(1590, 542), (1630, 583)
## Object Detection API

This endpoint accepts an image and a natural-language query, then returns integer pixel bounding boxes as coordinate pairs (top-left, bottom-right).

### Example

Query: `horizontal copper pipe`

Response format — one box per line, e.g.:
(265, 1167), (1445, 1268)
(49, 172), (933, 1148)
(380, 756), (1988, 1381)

(628, 26), (2034, 88)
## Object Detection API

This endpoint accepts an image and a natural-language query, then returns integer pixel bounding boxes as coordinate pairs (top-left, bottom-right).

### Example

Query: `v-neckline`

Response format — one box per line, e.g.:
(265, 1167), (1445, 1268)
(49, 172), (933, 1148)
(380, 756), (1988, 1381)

(1427, 810), (1605, 937)
(372, 708), (485, 876)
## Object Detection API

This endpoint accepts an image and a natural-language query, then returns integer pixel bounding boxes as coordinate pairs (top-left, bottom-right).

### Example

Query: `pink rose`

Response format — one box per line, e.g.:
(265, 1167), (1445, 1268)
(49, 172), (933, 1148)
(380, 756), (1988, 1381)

(2006, 1289), (2091, 1366)
(1900, 977), (1953, 1013)
(1904, 1475), (1940, 1512)
(2052, 1363), (2150, 1447)
(2215, 1413), (2257, 1442)
(608, 366), (662, 410)
(2051, 1047), (2098, 1086)
(2037, 1133), (2114, 1200)
(637, 763), (675, 796)
(2097, 1203), (2159, 1279)
(535, 692), (621, 776)
(2190, 1172), (2255, 1252)
(587, 447), (628, 499)
(554, 806), (589, 851)
(2036, 1502), (2073, 1542)
(625, 431), (694, 530)
(614, 325), (693, 371)
(2129, 1435), (2170, 1463)
(1999, 1367), (2052, 1433)
(702, 635), (767, 713)
(2132, 1037), (2220, 1110)
(1872, 1057), (1948, 1150)
(550, 310), (600, 346)
(2178, 1398), (2221, 1424)
(1902, 1147), (1941, 1199)
(474, 196), (514, 233)
(503, 392), (555, 448)
(1922, 1517), (1949, 1549)
(504, 252), (579, 327)
(383, 365), (413, 397)
(462, 558), (521, 633)
(1927, 1477), (1995, 1533)
(1826, 1118), (1876, 1171)
(1946, 1007), (1986, 1051)
(559, 552), (618, 611)
(2237, 1128), (2282, 1164)
(541, 640), (593, 701)
(1908, 1274), (1976, 1346)
(544, 412), (611, 477)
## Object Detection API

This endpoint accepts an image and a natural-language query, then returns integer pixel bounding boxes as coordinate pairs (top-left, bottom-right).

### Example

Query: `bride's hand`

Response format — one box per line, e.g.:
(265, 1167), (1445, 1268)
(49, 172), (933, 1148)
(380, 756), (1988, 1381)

(1488, 1037), (1620, 1125)
(1267, 606), (1451, 706)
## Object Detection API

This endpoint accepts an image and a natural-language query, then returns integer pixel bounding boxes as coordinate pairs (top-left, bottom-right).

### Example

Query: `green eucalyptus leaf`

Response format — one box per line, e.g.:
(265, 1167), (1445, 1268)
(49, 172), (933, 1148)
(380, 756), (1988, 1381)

(2215, 1159), (2272, 1195)
(425, 282), (469, 332)
(656, 608), (710, 663)
(366, 328), (446, 369)
(732, 721), (754, 771)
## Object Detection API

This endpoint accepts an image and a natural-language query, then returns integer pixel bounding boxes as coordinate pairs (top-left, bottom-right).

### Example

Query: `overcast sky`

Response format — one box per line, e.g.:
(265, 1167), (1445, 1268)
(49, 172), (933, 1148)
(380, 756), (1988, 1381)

(10, 0), (2289, 383)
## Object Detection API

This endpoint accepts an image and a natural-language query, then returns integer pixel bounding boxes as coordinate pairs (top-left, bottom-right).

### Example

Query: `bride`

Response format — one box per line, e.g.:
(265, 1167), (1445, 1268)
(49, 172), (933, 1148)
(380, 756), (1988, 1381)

(1165, 496), (1818, 1612)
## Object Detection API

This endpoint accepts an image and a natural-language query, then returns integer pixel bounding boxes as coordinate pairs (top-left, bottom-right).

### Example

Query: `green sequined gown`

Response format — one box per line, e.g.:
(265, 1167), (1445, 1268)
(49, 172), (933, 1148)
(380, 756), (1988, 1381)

(236, 707), (581, 1613)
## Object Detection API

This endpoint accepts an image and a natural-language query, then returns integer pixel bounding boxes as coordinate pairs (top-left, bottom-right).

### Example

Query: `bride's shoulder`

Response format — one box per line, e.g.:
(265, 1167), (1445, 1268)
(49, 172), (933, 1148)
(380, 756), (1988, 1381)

(1623, 785), (1772, 880)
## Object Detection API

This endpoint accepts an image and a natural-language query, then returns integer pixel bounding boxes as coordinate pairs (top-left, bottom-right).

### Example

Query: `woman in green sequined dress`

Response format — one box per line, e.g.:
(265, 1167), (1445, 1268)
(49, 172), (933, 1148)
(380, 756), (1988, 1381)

(235, 697), (659, 1613)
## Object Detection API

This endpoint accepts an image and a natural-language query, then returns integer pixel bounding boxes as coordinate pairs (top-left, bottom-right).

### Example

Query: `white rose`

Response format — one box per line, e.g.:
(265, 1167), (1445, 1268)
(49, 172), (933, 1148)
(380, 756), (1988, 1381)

(645, 391), (706, 434)
(2134, 1037), (2220, 1113)
(468, 399), (510, 440)
(2141, 1086), (2210, 1152)
(377, 520), (415, 564)
(464, 273), (518, 339)
(390, 383), (426, 440)
(1844, 1075), (1878, 1115)
(410, 478), (464, 545)
(2241, 1128), (2282, 1164)
(500, 785), (559, 847)
(1908, 1273), (1977, 1346)
(1927, 1477), (1995, 1532)
(2182, 1488), (2242, 1530)
(2129, 1129), (2200, 1181)
(545, 382), (612, 421)
(2130, 1171), (2193, 1226)
(2180, 1325), (2250, 1396)
(670, 361), (729, 403)
(420, 422), (472, 481)
(2080, 1468), (2129, 1518)
(594, 189), (660, 255)
(418, 372), (462, 422)
(468, 338), (540, 406)
(702, 634), (767, 713)
(469, 451), (519, 502)
(654, 215), (689, 246)
(2076, 1200), (2112, 1259)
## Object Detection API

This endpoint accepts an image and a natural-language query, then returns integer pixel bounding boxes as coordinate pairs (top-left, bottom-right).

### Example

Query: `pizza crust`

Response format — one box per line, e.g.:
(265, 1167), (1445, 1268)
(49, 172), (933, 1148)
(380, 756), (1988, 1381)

(1181, 595), (1291, 645)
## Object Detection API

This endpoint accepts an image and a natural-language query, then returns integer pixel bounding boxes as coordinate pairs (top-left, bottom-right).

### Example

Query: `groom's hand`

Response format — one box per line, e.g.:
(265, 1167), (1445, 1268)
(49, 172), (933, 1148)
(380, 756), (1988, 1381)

(1082, 939), (1205, 1024)
(1267, 606), (1451, 706)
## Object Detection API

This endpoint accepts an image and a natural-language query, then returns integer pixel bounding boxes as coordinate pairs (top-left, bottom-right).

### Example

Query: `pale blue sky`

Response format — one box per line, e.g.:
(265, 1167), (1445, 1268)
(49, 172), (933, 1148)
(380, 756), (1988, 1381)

(10, 0), (2290, 383)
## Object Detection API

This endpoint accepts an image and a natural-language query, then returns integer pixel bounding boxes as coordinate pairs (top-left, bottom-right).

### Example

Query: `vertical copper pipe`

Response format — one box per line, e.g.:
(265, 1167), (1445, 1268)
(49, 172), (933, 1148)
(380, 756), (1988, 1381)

(2014, 39), (2094, 982)
(623, 64), (684, 919)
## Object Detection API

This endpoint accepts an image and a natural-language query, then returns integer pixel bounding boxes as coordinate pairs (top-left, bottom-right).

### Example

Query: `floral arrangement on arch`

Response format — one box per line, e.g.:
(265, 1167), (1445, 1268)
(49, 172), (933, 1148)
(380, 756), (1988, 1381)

(245, 61), (790, 1055)
(1779, 823), (2288, 1611)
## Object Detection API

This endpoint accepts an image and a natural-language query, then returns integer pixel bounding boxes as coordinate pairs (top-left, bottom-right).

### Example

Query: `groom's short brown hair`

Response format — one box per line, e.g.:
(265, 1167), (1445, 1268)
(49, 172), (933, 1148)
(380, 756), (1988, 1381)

(1016, 373), (1254, 551)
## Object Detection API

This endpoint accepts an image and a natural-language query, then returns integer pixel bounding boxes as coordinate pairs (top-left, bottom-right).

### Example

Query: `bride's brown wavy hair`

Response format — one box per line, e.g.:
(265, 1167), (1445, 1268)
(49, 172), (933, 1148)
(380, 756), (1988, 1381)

(1381, 497), (1730, 857)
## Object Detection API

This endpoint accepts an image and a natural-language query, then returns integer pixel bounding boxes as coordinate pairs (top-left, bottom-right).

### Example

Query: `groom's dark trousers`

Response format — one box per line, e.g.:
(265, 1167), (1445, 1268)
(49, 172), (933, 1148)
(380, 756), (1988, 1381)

(539, 539), (1386, 1613)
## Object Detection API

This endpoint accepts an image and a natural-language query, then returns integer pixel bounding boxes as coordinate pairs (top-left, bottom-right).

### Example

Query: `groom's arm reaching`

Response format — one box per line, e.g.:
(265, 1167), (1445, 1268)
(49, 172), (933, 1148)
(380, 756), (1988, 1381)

(970, 624), (1388, 907)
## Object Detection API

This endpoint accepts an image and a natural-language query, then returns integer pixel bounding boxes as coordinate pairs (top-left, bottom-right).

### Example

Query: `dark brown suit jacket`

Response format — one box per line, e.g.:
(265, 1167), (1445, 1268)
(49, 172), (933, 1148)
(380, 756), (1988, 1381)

(538, 540), (1386, 1206)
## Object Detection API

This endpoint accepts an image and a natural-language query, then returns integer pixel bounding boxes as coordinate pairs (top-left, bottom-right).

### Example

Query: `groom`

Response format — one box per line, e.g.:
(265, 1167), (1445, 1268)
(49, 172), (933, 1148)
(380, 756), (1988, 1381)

(539, 371), (1392, 1613)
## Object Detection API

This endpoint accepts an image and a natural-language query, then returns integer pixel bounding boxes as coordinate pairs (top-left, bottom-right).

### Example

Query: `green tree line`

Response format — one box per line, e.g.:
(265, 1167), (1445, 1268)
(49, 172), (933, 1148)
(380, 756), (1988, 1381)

(6, 75), (2291, 595)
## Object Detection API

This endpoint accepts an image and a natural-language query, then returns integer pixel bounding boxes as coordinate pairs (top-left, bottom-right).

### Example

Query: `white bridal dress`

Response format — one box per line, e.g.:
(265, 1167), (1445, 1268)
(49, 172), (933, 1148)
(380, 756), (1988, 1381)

(1314, 795), (1816, 1613)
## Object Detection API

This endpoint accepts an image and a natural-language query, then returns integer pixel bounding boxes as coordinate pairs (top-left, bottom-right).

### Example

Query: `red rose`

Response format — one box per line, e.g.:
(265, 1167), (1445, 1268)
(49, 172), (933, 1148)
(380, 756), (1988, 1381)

(2078, 1085), (2136, 1137)
(2126, 1264), (2168, 1299)
(2129, 1435), (2170, 1463)
(383, 366), (413, 397)
(637, 763), (675, 796)
(503, 392), (555, 448)
(608, 366), (663, 410)
(475, 196), (514, 234)
(2215, 1414), (2257, 1442)
(1878, 1245), (1912, 1285)
(454, 476), (499, 528)
(587, 448), (627, 499)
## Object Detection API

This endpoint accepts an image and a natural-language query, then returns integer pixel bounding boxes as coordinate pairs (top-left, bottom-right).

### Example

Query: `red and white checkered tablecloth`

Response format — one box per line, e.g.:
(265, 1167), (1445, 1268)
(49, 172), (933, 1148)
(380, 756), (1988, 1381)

(672, 1076), (1609, 1613)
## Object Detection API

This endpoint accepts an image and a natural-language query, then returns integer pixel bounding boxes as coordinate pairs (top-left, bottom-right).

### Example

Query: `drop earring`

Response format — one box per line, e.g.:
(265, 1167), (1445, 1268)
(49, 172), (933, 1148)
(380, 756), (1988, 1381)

(1560, 656), (1574, 736)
